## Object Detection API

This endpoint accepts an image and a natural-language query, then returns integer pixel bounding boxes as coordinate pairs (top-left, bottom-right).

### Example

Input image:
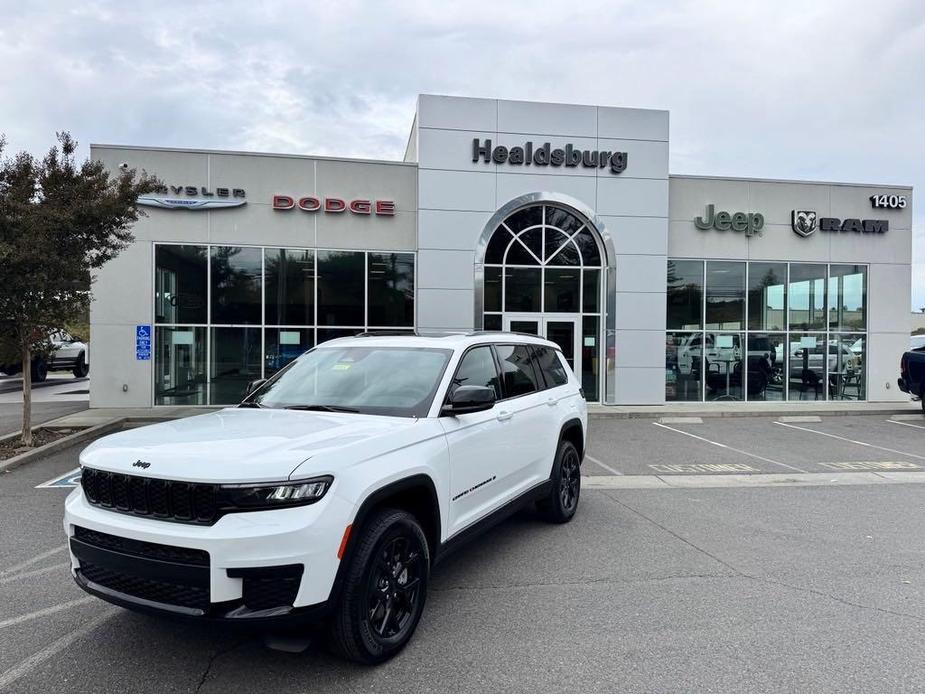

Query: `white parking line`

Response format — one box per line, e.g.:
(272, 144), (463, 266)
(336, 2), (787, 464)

(653, 422), (809, 474)
(774, 421), (925, 461)
(0, 563), (67, 585)
(0, 609), (115, 691)
(585, 454), (623, 476)
(0, 597), (94, 630)
(0, 546), (66, 578)
(888, 419), (925, 431)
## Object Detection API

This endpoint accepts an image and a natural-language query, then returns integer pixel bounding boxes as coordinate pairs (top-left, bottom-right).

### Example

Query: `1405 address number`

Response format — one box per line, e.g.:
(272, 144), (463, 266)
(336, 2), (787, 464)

(870, 194), (907, 209)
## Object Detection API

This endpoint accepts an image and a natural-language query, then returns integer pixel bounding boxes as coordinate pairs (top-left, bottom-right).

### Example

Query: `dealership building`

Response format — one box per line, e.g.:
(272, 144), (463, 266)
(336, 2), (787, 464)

(89, 94), (913, 407)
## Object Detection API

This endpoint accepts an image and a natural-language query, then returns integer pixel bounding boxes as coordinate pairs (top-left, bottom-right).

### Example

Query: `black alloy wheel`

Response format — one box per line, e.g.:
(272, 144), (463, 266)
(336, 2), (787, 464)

(558, 446), (580, 513)
(73, 352), (89, 378)
(538, 439), (581, 523)
(365, 535), (424, 641)
(329, 508), (430, 664)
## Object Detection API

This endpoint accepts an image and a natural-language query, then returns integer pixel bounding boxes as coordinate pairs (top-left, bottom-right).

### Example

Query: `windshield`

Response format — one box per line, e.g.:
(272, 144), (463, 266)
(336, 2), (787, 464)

(247, 345), (453, 418)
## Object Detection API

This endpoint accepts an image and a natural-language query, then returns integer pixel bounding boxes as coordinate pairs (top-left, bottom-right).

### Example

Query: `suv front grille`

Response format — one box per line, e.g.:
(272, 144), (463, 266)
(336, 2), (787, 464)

(73, 526), (209, 566)
(81, 467), (219, 524)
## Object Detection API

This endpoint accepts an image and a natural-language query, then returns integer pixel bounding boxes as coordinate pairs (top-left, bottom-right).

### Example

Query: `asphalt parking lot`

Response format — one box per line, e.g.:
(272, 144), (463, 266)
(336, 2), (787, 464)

(1, 414), (924, 692)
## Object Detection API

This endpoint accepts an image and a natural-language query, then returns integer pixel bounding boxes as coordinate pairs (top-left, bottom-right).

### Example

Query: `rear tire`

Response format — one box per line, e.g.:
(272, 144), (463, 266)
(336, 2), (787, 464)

(73, 353), (89, 378)
(31, 359), (48, 383)
(537, 439), (581, 523)
(329, 509), (430, 664)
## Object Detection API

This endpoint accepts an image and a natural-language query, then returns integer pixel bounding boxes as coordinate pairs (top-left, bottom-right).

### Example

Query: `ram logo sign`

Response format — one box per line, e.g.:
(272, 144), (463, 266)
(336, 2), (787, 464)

(791, 210), (817, 237)
(791, 210), (888, 237)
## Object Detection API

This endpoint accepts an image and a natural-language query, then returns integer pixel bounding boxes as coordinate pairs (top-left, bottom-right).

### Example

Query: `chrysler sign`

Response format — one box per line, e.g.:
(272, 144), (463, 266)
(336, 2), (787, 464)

(139, 184), (247, 211)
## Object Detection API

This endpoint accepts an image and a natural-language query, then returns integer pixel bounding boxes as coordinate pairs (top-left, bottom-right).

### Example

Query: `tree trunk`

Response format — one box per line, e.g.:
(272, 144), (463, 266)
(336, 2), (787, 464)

(21, 343), (32, 447)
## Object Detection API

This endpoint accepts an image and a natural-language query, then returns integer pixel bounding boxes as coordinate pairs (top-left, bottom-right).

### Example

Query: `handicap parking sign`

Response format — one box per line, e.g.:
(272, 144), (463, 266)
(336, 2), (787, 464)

(136, 324), (151, 361)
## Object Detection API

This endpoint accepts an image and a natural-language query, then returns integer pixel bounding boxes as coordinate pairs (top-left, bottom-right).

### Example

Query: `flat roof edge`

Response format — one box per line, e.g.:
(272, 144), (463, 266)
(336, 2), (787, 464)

(89, 143), (416, 168)
(670, 173), (912, 190)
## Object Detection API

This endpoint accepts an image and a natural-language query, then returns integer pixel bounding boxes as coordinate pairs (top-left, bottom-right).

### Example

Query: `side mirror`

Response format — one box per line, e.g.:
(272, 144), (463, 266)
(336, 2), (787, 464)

(244, 378), (266, 397)
(442, 385), (496, 416)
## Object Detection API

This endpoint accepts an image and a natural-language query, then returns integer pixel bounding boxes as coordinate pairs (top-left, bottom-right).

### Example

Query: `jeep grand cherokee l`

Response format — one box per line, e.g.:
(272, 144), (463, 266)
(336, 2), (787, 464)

(64, 332), (588, 663)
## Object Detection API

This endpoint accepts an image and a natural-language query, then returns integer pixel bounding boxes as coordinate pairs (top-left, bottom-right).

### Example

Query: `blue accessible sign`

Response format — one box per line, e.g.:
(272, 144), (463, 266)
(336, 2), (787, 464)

(136, 324), (151, 361)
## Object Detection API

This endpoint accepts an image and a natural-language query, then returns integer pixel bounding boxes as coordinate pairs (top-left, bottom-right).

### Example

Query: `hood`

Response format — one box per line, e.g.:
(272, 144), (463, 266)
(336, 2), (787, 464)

(79, 408), (419, 483)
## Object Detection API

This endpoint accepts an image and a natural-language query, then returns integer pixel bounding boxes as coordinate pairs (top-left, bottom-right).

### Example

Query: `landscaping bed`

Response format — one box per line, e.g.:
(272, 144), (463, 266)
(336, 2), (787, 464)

(0, 427), (83, 461)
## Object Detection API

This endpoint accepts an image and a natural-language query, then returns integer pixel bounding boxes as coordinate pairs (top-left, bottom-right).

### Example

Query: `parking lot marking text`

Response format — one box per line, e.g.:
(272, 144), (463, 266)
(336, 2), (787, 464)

(649, 463), (760, 473)
(817, 461), (922, 471)
(652, 422), (809, 473)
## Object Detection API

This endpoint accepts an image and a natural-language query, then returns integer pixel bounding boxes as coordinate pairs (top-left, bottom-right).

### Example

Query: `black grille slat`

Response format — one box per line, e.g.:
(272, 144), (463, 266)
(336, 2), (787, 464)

(73, 526), (209, 566)
(243, 576), (301, 611)
(81, 469), (221, 525)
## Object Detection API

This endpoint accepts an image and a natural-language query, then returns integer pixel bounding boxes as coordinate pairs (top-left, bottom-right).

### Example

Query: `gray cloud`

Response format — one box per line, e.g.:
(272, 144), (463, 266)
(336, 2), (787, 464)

(1, 0), (922, 305)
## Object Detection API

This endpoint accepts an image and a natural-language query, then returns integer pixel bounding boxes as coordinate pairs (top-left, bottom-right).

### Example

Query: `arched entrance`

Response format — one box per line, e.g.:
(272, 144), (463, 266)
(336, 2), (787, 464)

(474, 195), (614, 402)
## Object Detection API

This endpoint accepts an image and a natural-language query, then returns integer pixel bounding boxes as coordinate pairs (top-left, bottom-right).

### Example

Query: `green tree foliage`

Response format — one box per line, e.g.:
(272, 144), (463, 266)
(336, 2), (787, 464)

(0, 133), (160, 445)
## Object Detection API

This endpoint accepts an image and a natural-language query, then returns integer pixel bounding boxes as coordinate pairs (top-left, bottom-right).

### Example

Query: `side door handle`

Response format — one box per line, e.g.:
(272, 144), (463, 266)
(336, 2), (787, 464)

(496, 409), (513, 421)
(546, 396), (558, 407)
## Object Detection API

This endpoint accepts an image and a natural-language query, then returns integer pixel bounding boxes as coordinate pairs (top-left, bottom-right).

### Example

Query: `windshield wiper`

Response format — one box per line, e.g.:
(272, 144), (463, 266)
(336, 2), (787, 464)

(238, 401), (265, 408)
(283, 404), (360, 413)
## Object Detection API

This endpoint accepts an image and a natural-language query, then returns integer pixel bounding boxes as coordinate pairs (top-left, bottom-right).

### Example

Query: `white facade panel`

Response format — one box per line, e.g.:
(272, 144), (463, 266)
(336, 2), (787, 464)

(868, 263), (912, 334)
(601, 216), (668, 256)
(417, 94), (498, 132)
(597, 106), (669, 141)
(496, 173), (596, 210)
(596, 178), (669, 217)
(418, 169), (496, 212)
(418, 209), (494, 251)
(615, 331), (667, 368)
(497, 99), (597, 137)
(613, 367), (665, 404)
(597, 138), (669, 179)
(417, 250), (475, 290)
(614, 292), (666, 331)
(615, 255), (667, 294)
(417, 289), (475, 330)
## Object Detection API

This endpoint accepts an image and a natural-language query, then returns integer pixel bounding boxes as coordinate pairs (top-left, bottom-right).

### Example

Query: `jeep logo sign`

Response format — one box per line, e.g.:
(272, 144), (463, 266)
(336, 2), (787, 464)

(694, 204), (764, 237)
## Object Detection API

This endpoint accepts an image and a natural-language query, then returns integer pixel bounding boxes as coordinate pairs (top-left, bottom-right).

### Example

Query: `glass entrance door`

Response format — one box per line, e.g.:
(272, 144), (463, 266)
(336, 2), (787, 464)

(504, 313), (582, 379)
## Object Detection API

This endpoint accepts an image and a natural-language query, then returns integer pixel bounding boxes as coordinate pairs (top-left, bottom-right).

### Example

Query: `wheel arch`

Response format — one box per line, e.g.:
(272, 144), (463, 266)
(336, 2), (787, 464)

(329, 474), (442, 605)
(559, 418), (585, 462)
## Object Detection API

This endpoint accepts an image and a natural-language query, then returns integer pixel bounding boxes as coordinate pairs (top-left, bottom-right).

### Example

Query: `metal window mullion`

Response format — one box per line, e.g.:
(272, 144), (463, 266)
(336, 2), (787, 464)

(260, 249), (265, 380)
(206, 244), (211, 405)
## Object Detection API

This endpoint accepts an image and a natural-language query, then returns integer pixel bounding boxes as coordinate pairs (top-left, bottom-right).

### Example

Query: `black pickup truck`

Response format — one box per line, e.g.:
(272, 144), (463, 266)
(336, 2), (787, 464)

(898, 337), (925, 411)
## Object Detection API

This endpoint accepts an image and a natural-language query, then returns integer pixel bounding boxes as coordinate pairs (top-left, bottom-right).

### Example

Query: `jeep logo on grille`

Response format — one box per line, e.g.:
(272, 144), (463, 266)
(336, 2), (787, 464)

(132, 460), (151, 469)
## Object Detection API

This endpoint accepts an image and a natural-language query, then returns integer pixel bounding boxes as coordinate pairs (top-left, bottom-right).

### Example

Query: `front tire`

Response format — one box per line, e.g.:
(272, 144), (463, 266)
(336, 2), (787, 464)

(73, 353), (89, 378)
(30, 359), (48, 383)
(329, 509), (430, 664)
(537, 439), (581, 523)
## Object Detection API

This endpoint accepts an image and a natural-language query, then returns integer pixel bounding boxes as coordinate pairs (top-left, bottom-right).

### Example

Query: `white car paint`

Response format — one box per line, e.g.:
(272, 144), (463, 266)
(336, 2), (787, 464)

(63, 332), (587, 616)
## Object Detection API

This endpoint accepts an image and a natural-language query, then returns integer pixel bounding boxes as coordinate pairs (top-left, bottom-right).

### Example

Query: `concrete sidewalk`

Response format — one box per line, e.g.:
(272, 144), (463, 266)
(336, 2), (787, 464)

(39, 400), (922, 429)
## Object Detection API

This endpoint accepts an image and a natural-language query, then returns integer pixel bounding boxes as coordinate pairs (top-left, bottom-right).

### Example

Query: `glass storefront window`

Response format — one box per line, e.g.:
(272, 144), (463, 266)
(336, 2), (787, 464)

(318, 251), (364, 325)
(705, 262), (745, 331)
(154, 244), (415, 405)
(264, 328), (314, 377)
(705, 332), (744, 401)
(484, 267), (502, 312)
(582, 269), (600, 313)
(830, 334), (865, 400)
(505, 268), (541, 312)
(154, 327), (206, 405)
(828, 265), (867, 331)
(667, 260), (703, 330)
(747, 262), (786, 331)
(368, 252), (414, 326)
(787, 333), (827, 400)
(211, 246), (262, 325)
(155, 245), (207, 324)
(265, 249), (314, 326)
(746, 334), (785, 401)
(544, 269), (580, 312)
(209, 327), (261, 405)
(666, 332), (702, 401)
(483, 314), (502, 331)
(789, 264), (826, 331)
(582, 316), (599, 401)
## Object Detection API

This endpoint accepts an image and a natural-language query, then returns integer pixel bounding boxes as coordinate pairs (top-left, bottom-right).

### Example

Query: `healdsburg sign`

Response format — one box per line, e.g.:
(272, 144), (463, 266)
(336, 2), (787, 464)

(472, 139), (628, 174)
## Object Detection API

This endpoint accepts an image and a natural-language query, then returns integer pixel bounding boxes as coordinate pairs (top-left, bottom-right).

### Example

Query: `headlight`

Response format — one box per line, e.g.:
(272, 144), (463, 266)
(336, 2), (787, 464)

(219, 475), (333, 511)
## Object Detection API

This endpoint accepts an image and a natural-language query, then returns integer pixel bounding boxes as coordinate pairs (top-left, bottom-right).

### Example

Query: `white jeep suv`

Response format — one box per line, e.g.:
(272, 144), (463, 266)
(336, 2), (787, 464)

(63, 332), (588, 663)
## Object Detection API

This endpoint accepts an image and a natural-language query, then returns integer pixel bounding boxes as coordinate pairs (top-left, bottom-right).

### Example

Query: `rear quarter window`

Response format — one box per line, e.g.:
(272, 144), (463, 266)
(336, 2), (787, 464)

(534, 346), (569, 387)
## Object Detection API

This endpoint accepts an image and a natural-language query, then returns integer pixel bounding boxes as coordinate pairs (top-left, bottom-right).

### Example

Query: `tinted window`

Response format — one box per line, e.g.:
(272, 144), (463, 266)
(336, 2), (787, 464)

(367, 253), (414, 326)
(155, 245), (207, 324)
(265, 249), (314, 326)
(317, 251), (364, 325)
(451, 346), (501, 399)
(211, 246), (262, 325)
(495, 344), (540, 397)
(534, 346), (568, 387)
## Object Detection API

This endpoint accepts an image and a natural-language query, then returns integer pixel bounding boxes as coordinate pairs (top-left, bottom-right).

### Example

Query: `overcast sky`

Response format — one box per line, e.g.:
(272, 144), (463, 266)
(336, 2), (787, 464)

(1, 0), (922, 306)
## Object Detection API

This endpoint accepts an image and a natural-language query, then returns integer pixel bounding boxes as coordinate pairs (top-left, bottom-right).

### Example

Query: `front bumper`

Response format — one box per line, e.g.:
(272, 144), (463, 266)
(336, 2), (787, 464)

(63, 487), (352, 622)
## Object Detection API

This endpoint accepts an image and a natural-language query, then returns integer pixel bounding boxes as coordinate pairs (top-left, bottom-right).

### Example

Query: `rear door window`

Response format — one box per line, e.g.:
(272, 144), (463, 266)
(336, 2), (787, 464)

(495, 344), (541, 398)
(533, 346), (569, 388)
